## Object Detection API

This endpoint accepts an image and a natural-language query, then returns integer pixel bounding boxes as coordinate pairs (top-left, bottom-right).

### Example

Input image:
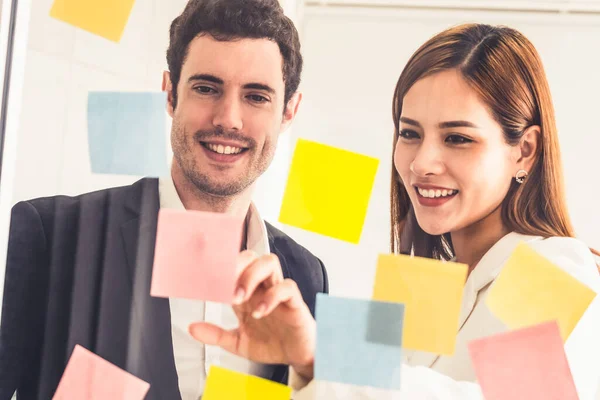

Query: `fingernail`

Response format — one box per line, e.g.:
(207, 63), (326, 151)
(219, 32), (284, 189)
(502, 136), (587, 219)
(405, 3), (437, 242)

(252, 304), (266, 319)
(233, 287), (245, 304)
(188, 324), (197, 337)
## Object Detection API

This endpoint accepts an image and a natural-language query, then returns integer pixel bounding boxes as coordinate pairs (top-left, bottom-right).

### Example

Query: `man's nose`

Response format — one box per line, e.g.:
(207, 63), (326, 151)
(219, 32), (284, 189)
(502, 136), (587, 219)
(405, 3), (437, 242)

(212, 94), (243, 131)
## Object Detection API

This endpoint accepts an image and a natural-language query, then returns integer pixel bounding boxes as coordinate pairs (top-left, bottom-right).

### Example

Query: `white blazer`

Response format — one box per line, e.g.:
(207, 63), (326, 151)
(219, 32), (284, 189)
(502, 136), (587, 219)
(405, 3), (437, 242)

(291, 232), (600, 400)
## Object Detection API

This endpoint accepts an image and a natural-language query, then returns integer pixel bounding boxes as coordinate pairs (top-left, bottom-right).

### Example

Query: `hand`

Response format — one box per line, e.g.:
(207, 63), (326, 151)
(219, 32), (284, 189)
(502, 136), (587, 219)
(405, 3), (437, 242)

(189, 250), (316, 379)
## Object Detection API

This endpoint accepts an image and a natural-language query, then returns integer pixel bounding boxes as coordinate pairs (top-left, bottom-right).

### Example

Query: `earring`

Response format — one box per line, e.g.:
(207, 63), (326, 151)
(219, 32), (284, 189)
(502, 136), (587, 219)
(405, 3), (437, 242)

(515, 169), (528, 184)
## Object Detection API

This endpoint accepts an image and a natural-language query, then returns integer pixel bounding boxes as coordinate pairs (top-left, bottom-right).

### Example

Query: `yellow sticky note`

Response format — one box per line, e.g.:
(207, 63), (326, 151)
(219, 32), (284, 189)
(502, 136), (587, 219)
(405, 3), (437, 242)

(373, 254), (468, 355)
(50, 0), (136, 42)
(486, 242), (596, 341)
(278, 139), (379, 244)
(203, 366), (291, 400)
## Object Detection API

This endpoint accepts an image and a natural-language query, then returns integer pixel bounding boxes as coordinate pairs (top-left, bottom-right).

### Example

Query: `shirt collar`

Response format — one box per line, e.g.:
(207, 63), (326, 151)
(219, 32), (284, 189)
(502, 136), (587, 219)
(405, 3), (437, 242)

(158, 176), (270, 256)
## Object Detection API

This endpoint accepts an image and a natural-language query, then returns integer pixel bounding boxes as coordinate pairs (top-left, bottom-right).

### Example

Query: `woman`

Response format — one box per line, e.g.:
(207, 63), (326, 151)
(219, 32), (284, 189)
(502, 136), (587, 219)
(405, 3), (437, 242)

(190, 24), (600, 399)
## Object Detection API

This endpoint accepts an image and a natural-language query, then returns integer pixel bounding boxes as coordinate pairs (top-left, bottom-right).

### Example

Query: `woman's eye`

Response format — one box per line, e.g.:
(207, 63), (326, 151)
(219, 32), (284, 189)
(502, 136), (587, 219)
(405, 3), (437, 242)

(399, 129), (420, 139)
(446, 135), (472, 144)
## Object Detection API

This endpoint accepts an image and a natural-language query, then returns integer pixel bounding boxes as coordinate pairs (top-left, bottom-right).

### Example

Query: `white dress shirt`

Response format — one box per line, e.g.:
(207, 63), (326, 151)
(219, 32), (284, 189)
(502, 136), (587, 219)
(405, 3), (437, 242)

(158, 177), (276, 400)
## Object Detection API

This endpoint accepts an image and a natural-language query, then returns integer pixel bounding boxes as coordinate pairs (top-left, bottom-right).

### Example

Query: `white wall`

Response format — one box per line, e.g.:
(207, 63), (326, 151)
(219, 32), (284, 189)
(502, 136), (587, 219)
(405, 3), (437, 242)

(10, 0), (184, 203)
(286, 4), (600, 299)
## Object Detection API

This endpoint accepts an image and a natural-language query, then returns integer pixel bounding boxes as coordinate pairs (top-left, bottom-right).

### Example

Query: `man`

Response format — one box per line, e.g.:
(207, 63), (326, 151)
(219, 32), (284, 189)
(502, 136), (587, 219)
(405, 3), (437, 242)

(0, 0), (328, 399)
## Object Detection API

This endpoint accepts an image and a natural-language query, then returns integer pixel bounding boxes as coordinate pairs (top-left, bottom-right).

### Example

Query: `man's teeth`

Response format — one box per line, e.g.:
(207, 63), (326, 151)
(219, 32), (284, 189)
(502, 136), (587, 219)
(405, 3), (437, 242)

(205, 143), (244, 155)
(417, 187), (458, 198)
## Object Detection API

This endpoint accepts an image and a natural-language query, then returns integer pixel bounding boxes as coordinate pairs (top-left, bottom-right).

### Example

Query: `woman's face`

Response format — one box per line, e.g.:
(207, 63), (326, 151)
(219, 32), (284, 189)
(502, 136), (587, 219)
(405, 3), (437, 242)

(394, 69), (521, 236)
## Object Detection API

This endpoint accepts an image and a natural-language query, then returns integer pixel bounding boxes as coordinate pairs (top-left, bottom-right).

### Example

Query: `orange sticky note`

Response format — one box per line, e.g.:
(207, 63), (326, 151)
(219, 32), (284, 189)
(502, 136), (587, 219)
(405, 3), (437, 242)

(203, 365), (292, 400)
(486, 242), (596, 341)
(50, 0), (136, 42)
(372, 254), (467, 355)
(468, 321), (579, 400)
(278, 139), (379, 244)
(53, 345), (150, 400)
(150, 209), (244, 303)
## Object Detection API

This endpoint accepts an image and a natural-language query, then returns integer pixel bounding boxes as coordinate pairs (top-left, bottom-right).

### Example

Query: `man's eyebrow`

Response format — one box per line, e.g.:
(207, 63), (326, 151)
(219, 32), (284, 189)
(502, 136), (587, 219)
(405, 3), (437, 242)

(187, 74), (224, 84)
(187, 74), (276, 95)
(243, 83), (275, 95)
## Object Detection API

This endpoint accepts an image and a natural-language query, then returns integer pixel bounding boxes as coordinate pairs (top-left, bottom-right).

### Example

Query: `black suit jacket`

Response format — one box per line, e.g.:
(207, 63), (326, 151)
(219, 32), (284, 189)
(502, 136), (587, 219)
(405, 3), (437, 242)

(0, 178), (328, 400)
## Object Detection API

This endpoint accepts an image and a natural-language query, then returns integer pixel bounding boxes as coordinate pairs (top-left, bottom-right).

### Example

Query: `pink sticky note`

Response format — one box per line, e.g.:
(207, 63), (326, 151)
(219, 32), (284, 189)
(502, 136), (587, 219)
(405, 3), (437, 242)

(53, 345), (150, 400)
(150, 208), (244, 303)
(468, 321), (578, 400)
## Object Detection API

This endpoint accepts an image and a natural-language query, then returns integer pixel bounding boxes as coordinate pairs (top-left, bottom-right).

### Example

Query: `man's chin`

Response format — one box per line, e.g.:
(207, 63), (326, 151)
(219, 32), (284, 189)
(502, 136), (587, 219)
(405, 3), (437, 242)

(191, 178), (251, 198)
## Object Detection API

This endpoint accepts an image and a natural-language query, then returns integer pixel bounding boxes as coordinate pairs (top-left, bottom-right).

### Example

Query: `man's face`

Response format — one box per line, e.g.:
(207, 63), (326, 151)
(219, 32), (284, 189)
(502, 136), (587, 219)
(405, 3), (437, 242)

(167, 34), (299, 197)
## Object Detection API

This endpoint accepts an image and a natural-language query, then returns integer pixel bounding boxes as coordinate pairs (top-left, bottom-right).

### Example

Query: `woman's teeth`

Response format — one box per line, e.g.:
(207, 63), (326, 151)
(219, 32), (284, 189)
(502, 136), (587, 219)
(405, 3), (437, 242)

(205, 143), (244, 155)
(417, 187), (458, 198)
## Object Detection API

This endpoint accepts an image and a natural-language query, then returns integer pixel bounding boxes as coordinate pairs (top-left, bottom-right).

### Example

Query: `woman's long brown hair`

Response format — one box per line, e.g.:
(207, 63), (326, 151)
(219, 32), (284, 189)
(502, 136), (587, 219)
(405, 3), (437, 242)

(390, 24), (595, 264)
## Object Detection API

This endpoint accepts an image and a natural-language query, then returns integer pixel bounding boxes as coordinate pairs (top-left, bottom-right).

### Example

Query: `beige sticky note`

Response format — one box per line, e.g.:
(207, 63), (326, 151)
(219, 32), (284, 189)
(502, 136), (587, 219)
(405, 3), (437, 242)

(373, 254), (467, 355)
(486, 242), (596, 341)
(50, 0), (136, 42)
(203, 366), (292, 400)
(278, 139), (379, 244)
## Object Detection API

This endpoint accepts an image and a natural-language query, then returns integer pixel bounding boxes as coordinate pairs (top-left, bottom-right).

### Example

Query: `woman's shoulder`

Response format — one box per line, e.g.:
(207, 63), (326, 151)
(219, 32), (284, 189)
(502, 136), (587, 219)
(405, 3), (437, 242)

(527, 235), (600, 291)
(527, 235), (596, 268)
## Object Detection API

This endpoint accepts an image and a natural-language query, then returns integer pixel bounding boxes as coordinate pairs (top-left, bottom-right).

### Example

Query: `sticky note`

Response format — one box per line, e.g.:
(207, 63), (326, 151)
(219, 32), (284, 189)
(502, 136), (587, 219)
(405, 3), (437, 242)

(150, 209), (244, 303)
(468, 321), (579, 400)
(87, 92), (169, 177)
(372, 254), (467, 355)
(53, 345), (150, 400)
(486, 242), (596, 341)
(50, 0), (136, 42)
(203, 365), (291, 400)
(315, 293), (404, 389)
(278, 139), (379, 244)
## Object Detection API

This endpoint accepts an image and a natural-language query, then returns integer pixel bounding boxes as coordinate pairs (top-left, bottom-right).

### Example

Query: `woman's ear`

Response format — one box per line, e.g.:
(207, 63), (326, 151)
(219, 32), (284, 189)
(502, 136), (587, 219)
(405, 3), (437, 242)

(517, 125), (541, 172)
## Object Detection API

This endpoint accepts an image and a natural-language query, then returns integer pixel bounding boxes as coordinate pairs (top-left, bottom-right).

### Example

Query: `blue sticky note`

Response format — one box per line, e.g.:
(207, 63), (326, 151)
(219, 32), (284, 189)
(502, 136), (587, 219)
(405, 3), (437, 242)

(315, 293), (404, 390)
(87, 92), (169, 176)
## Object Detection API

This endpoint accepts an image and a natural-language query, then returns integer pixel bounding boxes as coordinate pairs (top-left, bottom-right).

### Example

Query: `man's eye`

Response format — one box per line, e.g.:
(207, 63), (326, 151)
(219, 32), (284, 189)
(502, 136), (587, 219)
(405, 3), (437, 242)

(446, 135), (472, 144)
(248, 94), (269, 103)
(194, 86), (216, 94)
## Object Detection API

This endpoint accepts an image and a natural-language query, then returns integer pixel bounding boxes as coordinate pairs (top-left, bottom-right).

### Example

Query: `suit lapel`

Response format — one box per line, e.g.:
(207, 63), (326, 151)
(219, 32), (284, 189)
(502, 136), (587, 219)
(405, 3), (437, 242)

(264, 226), (292, 384)
(268, 229), (291, 280)
(121, 178), (181, 400)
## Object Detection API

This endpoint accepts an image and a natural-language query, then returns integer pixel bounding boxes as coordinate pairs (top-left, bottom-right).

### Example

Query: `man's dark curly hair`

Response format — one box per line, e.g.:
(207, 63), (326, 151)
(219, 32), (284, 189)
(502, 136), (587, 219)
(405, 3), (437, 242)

(166, 0), (303, 109)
